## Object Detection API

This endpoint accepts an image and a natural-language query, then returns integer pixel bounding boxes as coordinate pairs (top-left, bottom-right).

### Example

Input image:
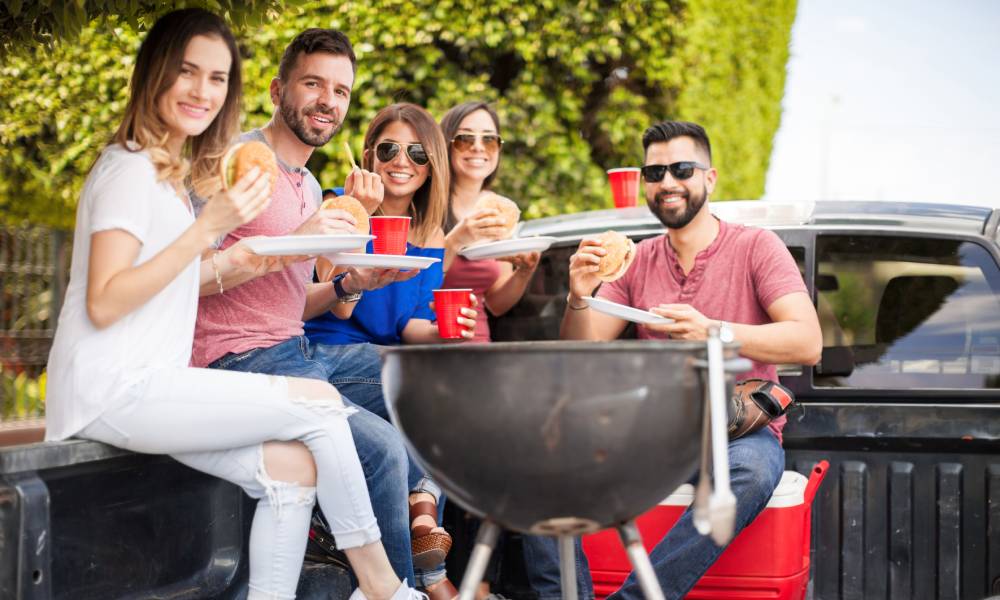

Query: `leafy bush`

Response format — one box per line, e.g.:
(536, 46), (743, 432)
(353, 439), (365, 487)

(1, 0), (797, 229)
(1, 367), (45, 420)
(0, 0), (288, 54)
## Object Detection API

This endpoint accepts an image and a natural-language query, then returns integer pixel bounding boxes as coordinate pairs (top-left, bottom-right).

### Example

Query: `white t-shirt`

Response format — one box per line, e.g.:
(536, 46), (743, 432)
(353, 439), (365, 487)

(45, 144), (200, 440)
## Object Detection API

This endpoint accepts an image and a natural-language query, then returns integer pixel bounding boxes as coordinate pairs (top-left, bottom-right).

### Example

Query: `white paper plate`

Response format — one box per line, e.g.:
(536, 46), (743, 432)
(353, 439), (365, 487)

(243, 234), (373, 256)
(324, 252), (441, 270)
(459, 236), (559, 261)
(583, 296), (674, 325)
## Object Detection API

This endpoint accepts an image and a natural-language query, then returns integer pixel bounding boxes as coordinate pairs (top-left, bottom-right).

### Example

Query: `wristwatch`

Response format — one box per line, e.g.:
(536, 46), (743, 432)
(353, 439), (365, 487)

(717, 321), (735, 343)
(332, 272), (363, 304)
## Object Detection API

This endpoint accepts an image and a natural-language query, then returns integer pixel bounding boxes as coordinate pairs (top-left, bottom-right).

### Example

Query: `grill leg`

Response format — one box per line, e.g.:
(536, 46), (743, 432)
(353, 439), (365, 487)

(457, 519), (502, 600)
(558, 535), (578, 600)
(617, 520), (666, 600)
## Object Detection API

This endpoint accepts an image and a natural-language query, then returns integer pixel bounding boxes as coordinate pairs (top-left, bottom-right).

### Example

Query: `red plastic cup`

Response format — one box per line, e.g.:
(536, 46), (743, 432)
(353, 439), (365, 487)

(433, 289), (473, 339)
(607, 168), (641, 208)
(370, 216), (411, 254)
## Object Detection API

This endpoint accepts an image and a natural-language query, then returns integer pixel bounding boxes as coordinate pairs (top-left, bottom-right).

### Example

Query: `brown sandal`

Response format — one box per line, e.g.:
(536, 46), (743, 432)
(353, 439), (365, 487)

(410, 499), (453, 570)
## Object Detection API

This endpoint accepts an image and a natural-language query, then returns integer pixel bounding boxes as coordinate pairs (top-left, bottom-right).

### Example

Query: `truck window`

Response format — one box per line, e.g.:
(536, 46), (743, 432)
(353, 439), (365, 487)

(776, 246), (807, 377)
(813, 235), (1000, 389)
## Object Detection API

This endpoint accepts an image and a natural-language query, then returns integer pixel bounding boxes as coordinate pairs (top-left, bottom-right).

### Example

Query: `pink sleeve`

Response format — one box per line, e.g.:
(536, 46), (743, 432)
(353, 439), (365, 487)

(751, 229), (807, 310)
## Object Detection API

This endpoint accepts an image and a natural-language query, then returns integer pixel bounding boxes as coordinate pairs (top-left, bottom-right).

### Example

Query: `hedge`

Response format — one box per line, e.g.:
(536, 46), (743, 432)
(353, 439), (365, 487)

(0, 0), (797, 230)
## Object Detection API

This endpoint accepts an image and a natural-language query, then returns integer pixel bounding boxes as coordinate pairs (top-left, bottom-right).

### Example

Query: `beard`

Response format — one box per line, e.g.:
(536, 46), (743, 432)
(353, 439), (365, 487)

(646, 186), (707, 229)
(279, 95), (342, 147)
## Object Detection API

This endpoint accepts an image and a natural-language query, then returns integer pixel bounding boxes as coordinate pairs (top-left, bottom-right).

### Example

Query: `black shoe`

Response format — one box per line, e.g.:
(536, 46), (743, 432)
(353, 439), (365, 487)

(305, 509), (350, 571)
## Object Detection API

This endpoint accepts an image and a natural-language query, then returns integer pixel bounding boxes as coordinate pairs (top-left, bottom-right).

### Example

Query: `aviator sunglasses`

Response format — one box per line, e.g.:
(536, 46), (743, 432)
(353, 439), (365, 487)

(374, 141), (430, 166)
(641, 161), (709, 183)
(451, 133), (504, 152)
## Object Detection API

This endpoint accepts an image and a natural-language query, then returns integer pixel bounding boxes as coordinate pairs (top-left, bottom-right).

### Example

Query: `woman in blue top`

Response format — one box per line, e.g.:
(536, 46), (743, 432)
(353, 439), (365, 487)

(306, 103), (474, 598)
(307, 103), (474, 345)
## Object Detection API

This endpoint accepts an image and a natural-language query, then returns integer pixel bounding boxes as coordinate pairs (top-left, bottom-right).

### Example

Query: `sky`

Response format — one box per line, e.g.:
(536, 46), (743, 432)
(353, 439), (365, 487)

(764, 0), (1000, 207)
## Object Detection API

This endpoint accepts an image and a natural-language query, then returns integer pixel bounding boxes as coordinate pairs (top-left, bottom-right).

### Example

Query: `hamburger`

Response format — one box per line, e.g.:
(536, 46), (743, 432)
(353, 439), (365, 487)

(595, 230), (636, 282)
(315, 195), (370, 281)
(320, 195), (370, 235)
(220, 140), (279, 195)
(474, 192), (520, 240)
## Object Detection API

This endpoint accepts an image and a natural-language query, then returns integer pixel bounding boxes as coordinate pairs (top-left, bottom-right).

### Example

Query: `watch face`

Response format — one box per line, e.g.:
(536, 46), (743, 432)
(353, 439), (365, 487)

(718, 323), (734, 343)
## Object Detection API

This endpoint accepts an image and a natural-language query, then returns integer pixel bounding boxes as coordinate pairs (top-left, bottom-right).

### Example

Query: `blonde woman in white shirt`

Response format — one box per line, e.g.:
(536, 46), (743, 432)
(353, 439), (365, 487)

(44, 9), (424, 600)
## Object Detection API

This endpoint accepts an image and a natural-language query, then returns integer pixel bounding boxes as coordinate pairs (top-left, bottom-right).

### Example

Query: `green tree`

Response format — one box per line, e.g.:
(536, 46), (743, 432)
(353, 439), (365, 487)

(0, 0), (289, 54)
(0, 0), (797, 230)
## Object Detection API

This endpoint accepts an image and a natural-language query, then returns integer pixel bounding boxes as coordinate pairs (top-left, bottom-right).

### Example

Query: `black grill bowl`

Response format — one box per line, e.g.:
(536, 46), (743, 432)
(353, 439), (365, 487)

(381, 340), (729, 535)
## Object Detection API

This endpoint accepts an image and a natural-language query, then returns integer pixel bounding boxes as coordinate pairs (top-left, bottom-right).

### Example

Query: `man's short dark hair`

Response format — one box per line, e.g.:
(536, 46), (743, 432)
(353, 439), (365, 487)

(278, 29), (357, 81)
(642, 121), (712, 164)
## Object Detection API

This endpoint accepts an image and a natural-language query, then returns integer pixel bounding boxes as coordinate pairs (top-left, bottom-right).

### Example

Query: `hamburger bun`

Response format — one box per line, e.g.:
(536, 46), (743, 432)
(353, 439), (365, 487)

(220, 140), (279, 195)
(474, 192), (520, 240)
(595, 230), (636, 282)
(320, 195), (370, 235)
(315, 195), (370, 280)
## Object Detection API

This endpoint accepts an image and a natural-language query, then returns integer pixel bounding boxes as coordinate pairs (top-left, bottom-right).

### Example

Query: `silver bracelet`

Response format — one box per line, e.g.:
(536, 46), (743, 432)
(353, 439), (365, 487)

(333, 272), (362, 303)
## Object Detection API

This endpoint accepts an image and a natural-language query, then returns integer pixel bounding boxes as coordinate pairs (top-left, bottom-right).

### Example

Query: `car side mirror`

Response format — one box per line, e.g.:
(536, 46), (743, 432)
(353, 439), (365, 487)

(815, 346), (854, 377)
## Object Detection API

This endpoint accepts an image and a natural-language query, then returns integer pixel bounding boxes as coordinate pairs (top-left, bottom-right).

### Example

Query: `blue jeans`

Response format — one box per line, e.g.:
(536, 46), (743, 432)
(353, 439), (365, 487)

(309, 341), (446, 588)
(521, 535), (594, 600)
(209, 337), (418, 585)
(608, 427), (785, 600)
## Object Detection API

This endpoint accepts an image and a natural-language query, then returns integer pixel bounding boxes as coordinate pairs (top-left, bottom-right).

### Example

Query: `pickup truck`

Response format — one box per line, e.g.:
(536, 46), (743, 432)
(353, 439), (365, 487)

(3, 200), (999, 599)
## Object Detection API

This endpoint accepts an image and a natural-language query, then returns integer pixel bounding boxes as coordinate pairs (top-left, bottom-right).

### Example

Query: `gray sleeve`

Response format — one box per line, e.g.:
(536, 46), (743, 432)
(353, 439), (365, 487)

(305, 171), (323, 210)
(191, 191), (207, 217)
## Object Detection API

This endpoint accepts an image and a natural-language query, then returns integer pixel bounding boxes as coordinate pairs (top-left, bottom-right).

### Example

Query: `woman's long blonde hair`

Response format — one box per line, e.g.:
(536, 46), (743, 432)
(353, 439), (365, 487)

(363, 103), (449, 246)
(111, 9), (242, 197)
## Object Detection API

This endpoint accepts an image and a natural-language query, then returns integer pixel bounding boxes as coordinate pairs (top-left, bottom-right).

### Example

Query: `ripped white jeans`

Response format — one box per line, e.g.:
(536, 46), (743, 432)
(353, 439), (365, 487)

(79, 366), (380, 600)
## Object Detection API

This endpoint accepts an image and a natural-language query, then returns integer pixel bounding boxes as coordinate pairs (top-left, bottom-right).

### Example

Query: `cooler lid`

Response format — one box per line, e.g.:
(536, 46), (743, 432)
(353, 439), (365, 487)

(659, 470), (808, 508)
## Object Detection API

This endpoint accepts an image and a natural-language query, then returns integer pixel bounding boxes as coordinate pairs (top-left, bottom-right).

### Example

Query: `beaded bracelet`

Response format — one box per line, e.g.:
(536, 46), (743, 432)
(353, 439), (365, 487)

(211, 251), (224, 295)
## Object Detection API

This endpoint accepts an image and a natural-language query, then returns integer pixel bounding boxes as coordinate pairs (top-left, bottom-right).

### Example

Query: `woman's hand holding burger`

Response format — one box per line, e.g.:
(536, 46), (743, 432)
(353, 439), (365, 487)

(474, 193), (520, 240)
(445, 193), (521, 251)
(197, 140), (278, 244)
(445, 207), (506, 250)
(197, 166), (272, 244)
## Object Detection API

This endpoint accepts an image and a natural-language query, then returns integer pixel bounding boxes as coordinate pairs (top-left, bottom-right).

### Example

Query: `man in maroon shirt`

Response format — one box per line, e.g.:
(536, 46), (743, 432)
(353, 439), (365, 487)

(561, 121), (822, 599)
(191, 29), (439, 589)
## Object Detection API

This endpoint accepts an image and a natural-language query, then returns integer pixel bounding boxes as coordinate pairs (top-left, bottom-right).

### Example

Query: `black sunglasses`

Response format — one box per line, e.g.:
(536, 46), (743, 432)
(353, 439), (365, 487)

(641, 161), (709, 182)
(451, 133), (504, 152)
(374, 142), (430, 166)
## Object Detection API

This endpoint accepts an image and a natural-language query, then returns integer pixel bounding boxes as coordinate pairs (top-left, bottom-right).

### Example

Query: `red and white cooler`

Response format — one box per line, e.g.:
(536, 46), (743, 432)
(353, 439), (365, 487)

(583, 461), (829, 600)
